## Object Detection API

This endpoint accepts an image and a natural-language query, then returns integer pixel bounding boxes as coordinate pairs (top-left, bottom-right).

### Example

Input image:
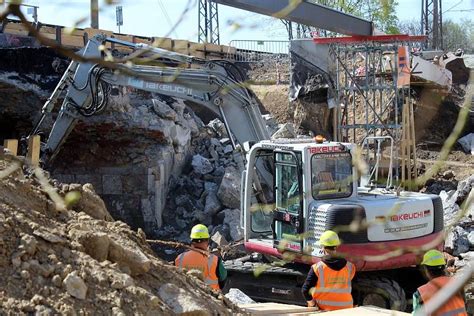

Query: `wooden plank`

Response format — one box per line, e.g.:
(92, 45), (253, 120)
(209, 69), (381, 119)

(239, 302), (318, 315)
(60, 34), (85, 48)
(27, 135), (41, 166)
(40, 33), (57, 41)
(3, 22), (29, 36)
(38, 25), (57, 35)
(240, 304), (411, 316)
(324, 306), (410, 315)
(189, 42), (206, 52)
(61, 27), (86, 37)
(84, 27), (113, 38)
(4, 22), (28, 32)
(406, 100), (412, 189)
(207, 55), (224, 60)
(133, 36), (153, 45)
(401, 102), (407, 189)
(173, 40), (189, 54)
(190, 51), (206, 59)
(3, 29), (29, 36)
(221, 45), (237, 55)
(3, 139), (18, 156)
(204, 43), (222, 53)
(111, 34), (133, 42)
(153, 37), (172, 50)
(410, 100), (417, 182)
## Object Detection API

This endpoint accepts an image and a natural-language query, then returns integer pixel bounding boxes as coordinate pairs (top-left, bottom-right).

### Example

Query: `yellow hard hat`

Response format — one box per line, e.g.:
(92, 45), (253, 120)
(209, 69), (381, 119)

(190, 224), (210, 240)
(421, 250), (446, 267)
(319, 230), (341, 247)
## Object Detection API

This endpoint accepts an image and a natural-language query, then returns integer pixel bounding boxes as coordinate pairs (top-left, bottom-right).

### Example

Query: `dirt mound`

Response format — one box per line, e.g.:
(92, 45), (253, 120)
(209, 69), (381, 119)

(250, 85), (291, 124)
(0, 152), (237, 315)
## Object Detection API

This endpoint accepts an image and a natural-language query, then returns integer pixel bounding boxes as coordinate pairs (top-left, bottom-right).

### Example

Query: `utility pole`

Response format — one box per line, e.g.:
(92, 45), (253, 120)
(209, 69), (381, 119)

(198, 0), (220, 44)
(91, 0), (99, 29)
(421, 0), (443, 50)
(116, 6), (123, 34)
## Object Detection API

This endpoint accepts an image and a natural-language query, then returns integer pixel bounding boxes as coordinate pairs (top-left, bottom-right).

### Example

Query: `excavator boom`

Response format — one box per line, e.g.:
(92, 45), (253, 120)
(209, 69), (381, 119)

(32, 35), (269, 163)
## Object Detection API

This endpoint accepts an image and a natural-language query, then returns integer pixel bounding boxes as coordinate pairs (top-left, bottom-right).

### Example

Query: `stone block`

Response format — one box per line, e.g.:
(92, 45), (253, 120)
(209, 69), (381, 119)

(108, 240), (151, 276)
(102, 175), (122, 194)
(217, 167), (241, 209)
(121, 175), (148, 196)
(140, 198), (156, 229)
(158, 283), (206, 314)
(63, 271), (87, 300)
(222, 209), (243, 241)
(99, 166), (147, 176)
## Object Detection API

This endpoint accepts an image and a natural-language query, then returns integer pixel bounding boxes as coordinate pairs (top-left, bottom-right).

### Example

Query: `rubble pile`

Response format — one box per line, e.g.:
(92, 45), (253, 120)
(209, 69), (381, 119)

(424, 172), (474, 272)
(157, 116), (298, 248)
(157, 119), (244, 246)
(0, 152), (237, 314)
(432, 175), (474, 256)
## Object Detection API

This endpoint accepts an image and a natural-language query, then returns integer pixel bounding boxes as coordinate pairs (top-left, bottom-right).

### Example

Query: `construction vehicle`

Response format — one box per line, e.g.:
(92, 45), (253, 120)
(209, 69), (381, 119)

(30, 35), (443, 312)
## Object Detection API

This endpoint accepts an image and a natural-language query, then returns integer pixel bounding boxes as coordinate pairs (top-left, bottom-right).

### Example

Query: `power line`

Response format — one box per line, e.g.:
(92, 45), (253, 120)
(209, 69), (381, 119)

(446, 9), (474, 12)
(157, 0), (179, 38)
(442, 0), (463, 14)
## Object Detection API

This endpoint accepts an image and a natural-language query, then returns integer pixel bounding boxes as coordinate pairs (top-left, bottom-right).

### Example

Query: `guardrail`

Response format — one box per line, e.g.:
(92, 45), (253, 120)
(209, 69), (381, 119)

(227, 40), (289, 62)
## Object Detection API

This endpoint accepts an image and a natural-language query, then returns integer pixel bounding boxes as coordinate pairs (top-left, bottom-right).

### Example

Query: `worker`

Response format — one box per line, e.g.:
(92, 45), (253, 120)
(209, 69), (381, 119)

(175, 224), (227, 291)
(412, 249), (467, 315)
(301, 230), (355, 311)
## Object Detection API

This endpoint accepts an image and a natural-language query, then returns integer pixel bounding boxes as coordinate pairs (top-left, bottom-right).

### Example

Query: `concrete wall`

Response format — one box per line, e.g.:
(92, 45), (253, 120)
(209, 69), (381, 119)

(54, 148), (185, 234)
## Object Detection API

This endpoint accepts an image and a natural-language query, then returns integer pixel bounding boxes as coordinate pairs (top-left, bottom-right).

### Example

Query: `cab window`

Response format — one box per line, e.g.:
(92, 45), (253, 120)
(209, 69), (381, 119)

(311, 152), (352, 199)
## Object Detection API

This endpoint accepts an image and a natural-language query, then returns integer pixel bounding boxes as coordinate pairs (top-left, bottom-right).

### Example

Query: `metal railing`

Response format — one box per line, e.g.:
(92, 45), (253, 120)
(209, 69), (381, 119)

(227, 40), (289, 62)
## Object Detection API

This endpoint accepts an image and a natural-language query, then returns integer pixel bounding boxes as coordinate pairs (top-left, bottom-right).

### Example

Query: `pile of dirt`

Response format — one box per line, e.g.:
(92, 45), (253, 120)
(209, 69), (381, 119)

(0, 152), (238, 315)
(250, 85), (291, 124)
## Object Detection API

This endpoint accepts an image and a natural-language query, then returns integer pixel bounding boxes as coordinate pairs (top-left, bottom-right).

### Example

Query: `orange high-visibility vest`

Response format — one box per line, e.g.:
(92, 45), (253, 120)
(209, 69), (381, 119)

(418, 276), (467, 316)
(311, 261), (355, 311)
(175, 249), (219, 290)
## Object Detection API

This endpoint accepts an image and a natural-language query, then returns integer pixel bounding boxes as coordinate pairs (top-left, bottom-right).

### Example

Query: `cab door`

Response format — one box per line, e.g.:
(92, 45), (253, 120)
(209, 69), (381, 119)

(272, 150), (304, 253)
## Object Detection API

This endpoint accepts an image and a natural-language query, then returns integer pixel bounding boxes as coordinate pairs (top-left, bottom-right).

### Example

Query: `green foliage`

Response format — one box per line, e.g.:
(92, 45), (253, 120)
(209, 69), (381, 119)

(397, 18), (474, 53)
(313, 0), (400, 34)
(397, 19), (421, 35)
(365, 0), (400, 34)
(442, 19), (474, 53)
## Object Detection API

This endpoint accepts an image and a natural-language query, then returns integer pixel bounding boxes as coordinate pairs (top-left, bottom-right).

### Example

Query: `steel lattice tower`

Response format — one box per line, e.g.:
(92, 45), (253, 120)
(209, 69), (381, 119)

(421, 0), (443, 50)
(198, 0), (220, 44)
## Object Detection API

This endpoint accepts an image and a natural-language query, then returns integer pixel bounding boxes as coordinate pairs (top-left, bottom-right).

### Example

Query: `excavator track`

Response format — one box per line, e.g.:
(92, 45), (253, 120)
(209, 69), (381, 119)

(223, 260), (307, 305)
(224, 260), (420, 311)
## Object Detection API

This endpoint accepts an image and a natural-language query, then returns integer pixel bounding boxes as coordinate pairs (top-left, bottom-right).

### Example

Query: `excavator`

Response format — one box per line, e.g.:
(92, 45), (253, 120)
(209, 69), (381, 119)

(28, 34), (444, 312)
(27, 0), (448, 311)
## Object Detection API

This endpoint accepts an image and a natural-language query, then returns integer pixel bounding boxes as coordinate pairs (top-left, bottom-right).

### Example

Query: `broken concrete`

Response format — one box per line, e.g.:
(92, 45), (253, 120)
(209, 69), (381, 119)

(222, 209), (243, 241)
(217, 167), (241, 210)
(63, 271), (87, 300)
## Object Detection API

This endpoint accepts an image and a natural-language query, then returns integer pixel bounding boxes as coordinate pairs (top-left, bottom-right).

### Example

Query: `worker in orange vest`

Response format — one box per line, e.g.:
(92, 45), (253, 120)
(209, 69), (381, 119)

(175, 224), (227, 290)
(412, 249), (467, 315)
(301, 230), (355, 311)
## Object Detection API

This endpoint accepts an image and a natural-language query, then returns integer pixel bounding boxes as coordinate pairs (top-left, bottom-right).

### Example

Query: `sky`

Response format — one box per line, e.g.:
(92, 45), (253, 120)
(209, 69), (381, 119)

(4, 0), (474, 44)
